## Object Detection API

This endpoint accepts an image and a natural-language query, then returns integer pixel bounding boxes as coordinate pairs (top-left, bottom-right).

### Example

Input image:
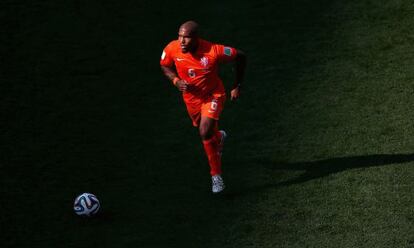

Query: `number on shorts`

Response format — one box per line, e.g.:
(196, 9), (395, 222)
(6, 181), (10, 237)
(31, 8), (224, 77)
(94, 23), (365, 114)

(210, 99), (218, 111)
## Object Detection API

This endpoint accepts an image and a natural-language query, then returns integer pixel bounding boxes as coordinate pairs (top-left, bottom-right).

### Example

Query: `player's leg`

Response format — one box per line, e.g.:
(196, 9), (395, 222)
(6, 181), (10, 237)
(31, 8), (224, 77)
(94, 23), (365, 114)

(199, 116), (221, 174)
(200, 95), (226, 193)
(199, 95), (225, 175)
(184, 100), (221, 175)
(199, 116), (225, 193)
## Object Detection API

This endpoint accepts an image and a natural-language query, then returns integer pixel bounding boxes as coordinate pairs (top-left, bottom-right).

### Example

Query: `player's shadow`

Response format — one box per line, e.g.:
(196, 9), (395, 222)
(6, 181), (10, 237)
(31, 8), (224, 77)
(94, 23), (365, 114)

(225, 153), (414, 198)
(273, 153), (414, 184)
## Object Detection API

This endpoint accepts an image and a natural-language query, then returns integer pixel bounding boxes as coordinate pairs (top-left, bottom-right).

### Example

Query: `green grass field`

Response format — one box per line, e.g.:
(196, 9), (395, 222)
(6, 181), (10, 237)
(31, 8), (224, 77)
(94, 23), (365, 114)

(2, 0), (414, 247)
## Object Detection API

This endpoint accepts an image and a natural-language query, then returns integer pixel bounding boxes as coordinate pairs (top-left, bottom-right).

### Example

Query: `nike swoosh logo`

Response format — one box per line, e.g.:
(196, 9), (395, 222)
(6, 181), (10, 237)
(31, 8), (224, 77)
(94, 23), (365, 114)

(176, 58), (185, 61)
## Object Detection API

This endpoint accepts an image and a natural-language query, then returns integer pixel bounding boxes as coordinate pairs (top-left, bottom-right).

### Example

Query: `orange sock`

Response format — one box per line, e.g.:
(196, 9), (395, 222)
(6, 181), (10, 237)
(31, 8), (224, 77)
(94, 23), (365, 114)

(202, 136), (221, 176)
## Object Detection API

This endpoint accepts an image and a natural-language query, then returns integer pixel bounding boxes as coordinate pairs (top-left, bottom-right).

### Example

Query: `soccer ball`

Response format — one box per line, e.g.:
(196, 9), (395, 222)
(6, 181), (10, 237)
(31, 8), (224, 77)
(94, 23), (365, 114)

(73, 193), (100, 216)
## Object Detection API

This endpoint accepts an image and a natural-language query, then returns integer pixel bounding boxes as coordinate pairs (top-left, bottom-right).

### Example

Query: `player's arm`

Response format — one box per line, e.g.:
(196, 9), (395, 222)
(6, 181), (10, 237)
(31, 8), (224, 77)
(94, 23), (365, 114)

(231, 49), (246, 101)
(160, 65), (188, 92)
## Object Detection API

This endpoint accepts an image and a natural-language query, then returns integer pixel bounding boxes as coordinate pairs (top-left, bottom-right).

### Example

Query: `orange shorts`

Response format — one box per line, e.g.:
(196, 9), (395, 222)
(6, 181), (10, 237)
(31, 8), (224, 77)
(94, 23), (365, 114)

(184, 94), (225, 127)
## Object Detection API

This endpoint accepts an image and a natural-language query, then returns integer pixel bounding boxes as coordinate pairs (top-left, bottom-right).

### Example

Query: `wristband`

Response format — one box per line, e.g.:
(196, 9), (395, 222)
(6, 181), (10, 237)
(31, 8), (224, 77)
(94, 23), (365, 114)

(173, 77), (180, 86)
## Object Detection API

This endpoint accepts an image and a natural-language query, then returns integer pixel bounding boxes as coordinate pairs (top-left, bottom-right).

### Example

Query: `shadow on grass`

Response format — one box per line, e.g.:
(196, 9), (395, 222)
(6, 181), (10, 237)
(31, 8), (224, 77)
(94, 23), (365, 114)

(275, 153), (414, 184)
(226, 153), (414, 198)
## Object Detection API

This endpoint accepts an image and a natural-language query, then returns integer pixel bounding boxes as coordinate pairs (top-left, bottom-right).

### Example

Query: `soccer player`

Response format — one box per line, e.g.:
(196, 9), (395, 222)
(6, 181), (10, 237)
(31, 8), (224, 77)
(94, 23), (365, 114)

(160, 21), (246, 193)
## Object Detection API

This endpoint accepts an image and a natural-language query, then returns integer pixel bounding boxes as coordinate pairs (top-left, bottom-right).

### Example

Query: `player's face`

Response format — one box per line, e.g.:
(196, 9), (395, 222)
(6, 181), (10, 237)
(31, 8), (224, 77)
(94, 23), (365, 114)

(178, 28), (197, 53)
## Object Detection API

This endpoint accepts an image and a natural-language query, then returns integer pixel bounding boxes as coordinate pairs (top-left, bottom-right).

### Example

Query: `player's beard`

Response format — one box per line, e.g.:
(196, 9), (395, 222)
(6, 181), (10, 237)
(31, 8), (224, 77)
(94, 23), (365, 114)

(181, 40), (198, 53)
(181, 45), (188, 53)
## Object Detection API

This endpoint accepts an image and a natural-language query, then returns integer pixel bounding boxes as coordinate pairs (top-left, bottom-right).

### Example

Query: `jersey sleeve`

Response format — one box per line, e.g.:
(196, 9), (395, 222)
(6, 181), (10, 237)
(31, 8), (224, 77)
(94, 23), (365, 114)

(214, 44), (238, 63)
(160, 42), (174, 67)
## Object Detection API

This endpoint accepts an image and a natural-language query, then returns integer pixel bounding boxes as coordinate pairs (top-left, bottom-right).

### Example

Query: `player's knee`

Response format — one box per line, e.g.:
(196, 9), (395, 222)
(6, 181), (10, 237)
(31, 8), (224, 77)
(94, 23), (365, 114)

(199, 125), (213, 140)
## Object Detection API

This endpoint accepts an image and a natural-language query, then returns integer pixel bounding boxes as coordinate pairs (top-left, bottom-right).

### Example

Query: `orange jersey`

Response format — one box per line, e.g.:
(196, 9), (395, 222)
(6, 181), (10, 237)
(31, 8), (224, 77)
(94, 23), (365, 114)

(160, 39), (237, 102)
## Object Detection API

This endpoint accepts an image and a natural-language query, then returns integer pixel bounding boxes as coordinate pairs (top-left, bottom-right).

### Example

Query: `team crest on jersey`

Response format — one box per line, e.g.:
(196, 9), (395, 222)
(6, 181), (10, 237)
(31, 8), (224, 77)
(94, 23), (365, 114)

(200, 57), (209, 67)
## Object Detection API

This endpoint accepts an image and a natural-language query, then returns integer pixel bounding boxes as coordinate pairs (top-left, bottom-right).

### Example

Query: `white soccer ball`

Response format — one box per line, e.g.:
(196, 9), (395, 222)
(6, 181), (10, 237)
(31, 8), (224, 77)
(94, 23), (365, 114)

(73, 193), (100, 216)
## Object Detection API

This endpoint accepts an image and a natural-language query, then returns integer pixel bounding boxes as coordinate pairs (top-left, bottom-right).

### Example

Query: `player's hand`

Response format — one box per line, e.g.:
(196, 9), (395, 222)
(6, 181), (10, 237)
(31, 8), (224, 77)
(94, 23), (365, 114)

(176, 80), (189, 92)
(230, 86), (240, 101)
